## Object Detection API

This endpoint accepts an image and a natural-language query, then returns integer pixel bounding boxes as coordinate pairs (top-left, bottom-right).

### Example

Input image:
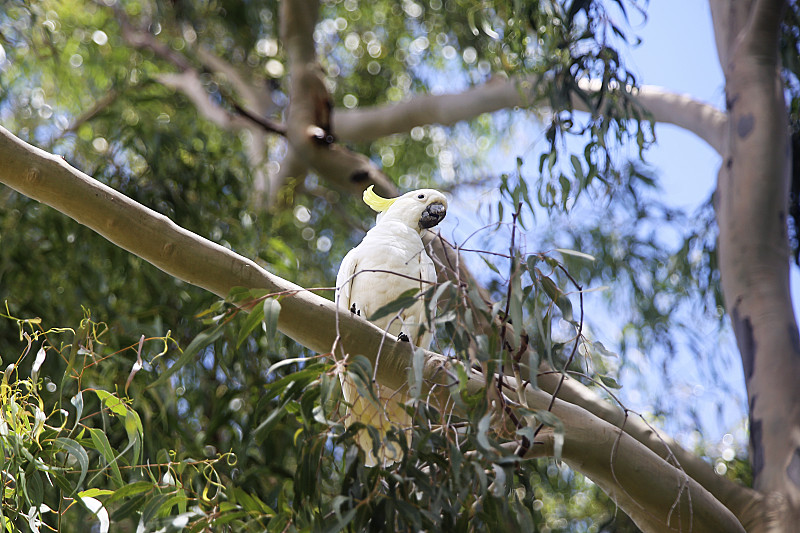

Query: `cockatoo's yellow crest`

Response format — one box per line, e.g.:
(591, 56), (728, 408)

(363, 185), (397, 213)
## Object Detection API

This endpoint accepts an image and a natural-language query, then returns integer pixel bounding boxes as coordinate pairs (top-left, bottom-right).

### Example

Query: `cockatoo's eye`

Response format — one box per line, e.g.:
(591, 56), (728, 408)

(417, 194), (425, 199)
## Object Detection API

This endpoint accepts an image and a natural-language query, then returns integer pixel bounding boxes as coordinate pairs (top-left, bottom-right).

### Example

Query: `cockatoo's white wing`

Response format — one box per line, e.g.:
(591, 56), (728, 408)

(335, 247), (358, 315)
(335, 187), (447, 467)
(336, 239), (414, 467)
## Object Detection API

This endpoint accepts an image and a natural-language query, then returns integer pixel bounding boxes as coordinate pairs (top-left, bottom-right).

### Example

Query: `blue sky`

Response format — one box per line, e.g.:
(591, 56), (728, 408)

(445, 1), (755, 451)
(627, 0), (723, 210)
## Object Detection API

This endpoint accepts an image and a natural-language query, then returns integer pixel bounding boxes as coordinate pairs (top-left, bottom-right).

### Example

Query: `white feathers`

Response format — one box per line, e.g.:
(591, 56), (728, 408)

(336, 188), (447, 466)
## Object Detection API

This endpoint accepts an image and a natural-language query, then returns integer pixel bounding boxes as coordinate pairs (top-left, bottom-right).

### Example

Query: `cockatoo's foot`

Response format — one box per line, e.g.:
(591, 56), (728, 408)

(398, 332), (410, 342)
(350, 303), (361, 316)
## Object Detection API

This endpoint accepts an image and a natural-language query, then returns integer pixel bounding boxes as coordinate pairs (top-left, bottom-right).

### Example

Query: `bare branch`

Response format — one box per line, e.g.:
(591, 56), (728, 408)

(708, 0), (755, 74)
(194, 48), (286, 135)
(66, 90), (119, 132)
(195, 48), (271, 114)
(333, 76), (541, 142)
(537, 367), (764, 529)
(515, 383), (746, 533)
(228, 99), (287, 135)
(334, 75), (727, 155)
(279, 0), (396, 196)
(577, 80), (728, 154)
(117, 11), (192, 71)
(157, 71), (252, 131)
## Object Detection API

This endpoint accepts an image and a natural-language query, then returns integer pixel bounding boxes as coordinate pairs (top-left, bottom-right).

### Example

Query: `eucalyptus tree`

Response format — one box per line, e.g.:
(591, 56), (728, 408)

(0, 0), (798, 531)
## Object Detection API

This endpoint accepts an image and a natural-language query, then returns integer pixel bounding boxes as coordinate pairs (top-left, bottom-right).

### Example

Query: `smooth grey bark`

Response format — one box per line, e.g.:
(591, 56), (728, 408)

(712, 0), (800, 529)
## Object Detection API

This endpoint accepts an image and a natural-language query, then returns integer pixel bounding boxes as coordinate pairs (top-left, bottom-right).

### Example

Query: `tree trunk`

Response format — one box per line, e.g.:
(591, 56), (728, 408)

(714, 0), (800, 528)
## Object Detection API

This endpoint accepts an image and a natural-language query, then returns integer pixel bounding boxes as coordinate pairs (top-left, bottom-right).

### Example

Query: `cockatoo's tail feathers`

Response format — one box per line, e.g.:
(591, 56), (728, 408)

(363, 185), (397, 213)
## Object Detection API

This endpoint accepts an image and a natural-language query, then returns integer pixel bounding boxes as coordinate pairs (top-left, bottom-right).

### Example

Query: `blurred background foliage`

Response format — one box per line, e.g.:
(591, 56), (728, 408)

(0, 0), (782, 530)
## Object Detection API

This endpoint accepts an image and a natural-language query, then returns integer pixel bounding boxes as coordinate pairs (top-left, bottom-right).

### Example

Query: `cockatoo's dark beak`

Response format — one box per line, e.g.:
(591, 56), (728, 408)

(419, 202), (446, 229)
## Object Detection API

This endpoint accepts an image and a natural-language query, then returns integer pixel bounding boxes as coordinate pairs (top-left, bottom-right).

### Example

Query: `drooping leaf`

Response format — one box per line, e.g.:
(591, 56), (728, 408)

(555, 248), (596, 262)
(262, 297), (281, 341)
(88, 428), (124, 488)
(53, 437), (89, 491)
(369, 288), (420, 321)
(147, 323), (225, 390)
(236, 299), (265, 348)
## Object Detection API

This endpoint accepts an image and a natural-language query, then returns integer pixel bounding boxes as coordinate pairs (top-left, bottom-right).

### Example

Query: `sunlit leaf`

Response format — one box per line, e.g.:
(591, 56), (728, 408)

(262, 297), (281, 341)
(555, 248), (596, 262)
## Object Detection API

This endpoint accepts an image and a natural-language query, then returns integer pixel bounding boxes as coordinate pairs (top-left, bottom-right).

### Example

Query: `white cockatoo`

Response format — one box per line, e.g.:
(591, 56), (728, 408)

(336, 185), (448, 466)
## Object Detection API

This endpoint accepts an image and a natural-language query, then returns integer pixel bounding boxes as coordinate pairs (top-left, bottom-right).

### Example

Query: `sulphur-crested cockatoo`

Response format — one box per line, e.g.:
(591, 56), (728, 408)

(336, 185), (447, 466)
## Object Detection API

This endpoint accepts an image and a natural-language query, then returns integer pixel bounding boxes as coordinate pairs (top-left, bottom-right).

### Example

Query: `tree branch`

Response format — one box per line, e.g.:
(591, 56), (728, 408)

(195, 48), (270, 115)
(515, 381), (746, 533)
(156, 71), (253, 131)
(537, 368), (764, 529)
(333, 76), (540, 142)
(279, 0), (396, 197)
(116, 9), (192, 72)
(0, 124), (748, 532)
(334, 76), (728, 154)
(708, 0), (755, 74)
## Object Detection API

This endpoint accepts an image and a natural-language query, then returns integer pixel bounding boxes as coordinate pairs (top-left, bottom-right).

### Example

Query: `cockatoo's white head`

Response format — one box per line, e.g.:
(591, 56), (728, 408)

(363, 185), (448, 233)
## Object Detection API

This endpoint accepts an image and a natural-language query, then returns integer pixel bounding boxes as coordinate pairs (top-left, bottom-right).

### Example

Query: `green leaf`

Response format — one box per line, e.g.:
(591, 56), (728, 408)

(526, 254), (539, 274)
(368, 288), (420, 321)
(25, 470), (44, 509)
(532, 409), (561, 428)
(156, 494), (188, 518)
(480, 254), (500, 275)
(236, 299), (265, 348)
(78, 488), (115, 499)
(106, 481), (154, 505)
(570, 154), (584, 181)
(591, 340), (618, 358)
(140, 493), (172, 526)
(111, 494), (147, 522)
(346, 355), (378, 405)
(598, 374), (622, 389)
(147, 323), (225, 390)
(230, 488), (275, 514)
(53, 437), (89, 491)
(555, 248), (595, 262)
(94, 389), (127, 419)
(88, 428), (124, 488)
(227, 287), (270, 306)
(323, 508), (357, 533)
(539, 275), (559, 302)
(558, 174), (571, 208)
(556, 294), (574, 323)
(427, 280), (452, 314)
(476, 413), (493, 452)
(262, 297), (281, 341)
